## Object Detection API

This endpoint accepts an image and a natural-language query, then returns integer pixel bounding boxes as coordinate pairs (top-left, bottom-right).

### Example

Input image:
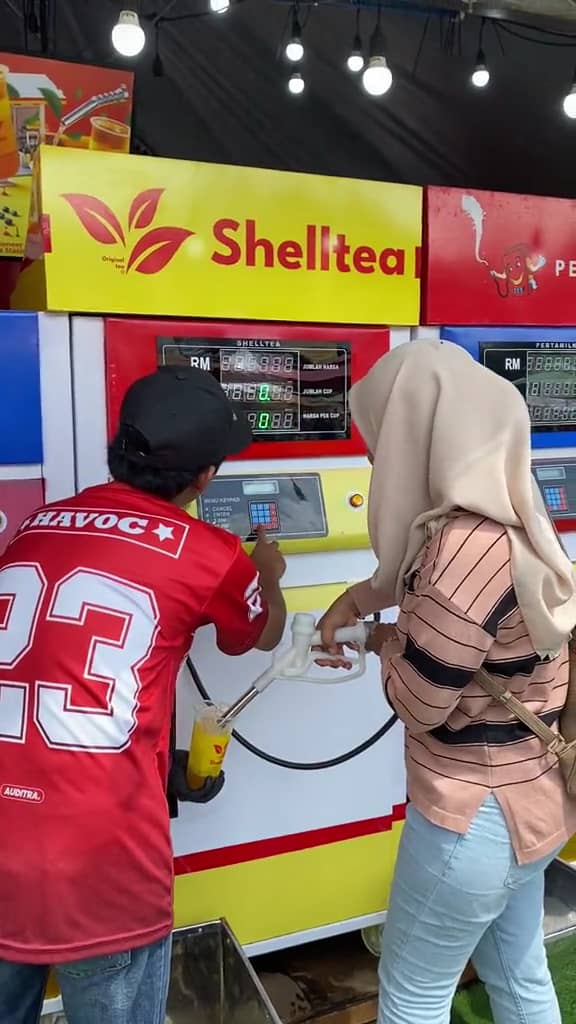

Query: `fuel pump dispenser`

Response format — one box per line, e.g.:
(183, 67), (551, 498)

(63, 313), (406, 953)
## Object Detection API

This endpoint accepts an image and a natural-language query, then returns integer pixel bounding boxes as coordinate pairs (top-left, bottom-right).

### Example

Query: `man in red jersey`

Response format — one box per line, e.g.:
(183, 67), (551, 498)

(0, 367), (286, 1024)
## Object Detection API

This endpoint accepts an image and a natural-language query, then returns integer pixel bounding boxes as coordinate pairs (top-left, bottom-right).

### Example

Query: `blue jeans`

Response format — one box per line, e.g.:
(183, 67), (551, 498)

(378, 795), (560, 1024)
(0, 934), (172, 1024)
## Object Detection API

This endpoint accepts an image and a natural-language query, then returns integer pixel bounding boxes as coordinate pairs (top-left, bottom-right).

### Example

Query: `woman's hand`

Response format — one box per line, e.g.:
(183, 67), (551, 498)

(313, 590), (361, 669)
(366, 622), (398, 654)
(316, 590), (361, 654)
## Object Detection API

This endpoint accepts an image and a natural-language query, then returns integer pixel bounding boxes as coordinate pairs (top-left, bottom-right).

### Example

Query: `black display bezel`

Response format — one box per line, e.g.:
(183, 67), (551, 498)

(479, 341), (576, 434)
(157, 336), (352, 444)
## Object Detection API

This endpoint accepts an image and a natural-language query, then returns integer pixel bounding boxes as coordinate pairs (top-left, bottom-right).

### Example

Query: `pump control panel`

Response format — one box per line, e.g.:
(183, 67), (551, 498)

(105, 319), (390, 460)
(199, 475), (326, 540)
(191, 467), (371, 554)
(533, 458), (576, 531)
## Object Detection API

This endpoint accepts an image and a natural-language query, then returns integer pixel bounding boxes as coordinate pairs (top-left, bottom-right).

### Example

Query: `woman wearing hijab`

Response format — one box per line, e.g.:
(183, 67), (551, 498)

(318, 340), (576, 1024)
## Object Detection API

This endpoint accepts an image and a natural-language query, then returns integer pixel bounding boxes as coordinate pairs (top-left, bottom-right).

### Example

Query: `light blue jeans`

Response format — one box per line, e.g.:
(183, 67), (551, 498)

(378, 795), (560, 1024)
(0, 934), (172, 1024)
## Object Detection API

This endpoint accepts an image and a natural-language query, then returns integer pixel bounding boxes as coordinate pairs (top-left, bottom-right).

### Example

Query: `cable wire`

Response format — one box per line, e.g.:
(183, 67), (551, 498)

(186, 655), (398, 771)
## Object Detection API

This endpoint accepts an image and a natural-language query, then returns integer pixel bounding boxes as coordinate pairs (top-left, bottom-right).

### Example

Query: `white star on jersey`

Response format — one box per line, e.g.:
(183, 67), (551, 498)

(153, 524), (175, 542)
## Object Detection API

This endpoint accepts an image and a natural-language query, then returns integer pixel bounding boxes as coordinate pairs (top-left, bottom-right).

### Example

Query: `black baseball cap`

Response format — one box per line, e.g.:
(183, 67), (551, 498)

(118, 366), (252, 472)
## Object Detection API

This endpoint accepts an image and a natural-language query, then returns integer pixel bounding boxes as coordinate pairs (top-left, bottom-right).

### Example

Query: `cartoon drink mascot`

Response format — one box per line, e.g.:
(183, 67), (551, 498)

(489, 243), (546, 298)
(461, 194), (546, 299)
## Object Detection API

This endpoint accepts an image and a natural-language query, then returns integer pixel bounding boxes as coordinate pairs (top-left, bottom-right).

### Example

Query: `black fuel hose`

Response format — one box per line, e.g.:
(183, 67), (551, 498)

(185, 654), (398, 771)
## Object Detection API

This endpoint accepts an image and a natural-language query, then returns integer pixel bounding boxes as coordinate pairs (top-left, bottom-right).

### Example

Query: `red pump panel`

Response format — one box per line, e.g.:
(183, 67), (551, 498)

(0, 477), (44, 556)
(105, 319), (390, 460)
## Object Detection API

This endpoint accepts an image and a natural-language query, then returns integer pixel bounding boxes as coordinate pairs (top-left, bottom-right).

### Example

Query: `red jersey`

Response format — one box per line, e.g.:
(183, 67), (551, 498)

(0, 482), (267, 964)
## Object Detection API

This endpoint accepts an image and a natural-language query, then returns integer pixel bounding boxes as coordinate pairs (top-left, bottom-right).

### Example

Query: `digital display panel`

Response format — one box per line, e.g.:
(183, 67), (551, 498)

(157, 338), (350, 444)
(480, 342), (576, 433)
(535, 466), (566, 482)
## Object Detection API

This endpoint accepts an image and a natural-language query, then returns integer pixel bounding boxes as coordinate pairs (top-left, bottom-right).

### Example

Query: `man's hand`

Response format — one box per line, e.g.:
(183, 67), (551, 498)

(250, 527), (287, 652)
(250, 526), (286, 585)
(169, 751), (225, 804)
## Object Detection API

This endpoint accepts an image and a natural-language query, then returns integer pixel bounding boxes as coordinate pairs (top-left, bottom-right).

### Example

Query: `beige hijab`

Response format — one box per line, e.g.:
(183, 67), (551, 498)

(349, 340), (576, 657)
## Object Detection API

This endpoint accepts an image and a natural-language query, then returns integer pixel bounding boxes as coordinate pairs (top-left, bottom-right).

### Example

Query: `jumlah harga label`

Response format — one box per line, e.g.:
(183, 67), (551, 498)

(1, 784), (45, 804)
(33, 148), (423, 324)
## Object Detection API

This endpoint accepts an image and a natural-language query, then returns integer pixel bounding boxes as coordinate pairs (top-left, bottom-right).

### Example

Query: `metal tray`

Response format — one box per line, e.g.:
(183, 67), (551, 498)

(42, 919), (283, 1024)
(166, 919), (283, 1024)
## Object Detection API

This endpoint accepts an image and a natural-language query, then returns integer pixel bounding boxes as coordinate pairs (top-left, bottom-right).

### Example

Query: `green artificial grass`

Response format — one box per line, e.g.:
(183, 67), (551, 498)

(451, 935), (576, 1023)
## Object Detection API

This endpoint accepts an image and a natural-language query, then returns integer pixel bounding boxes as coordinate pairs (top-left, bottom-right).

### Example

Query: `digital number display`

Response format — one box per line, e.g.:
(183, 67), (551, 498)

(480, 343), (576, 433)
(535, 466), (566, 482)
(156, 338), (351, 444)
(242, 479), (279, 495)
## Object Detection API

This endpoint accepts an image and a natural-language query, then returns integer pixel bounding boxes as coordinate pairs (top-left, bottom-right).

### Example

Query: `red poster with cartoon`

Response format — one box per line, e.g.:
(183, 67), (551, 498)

(0, 53), (133, 259)
(425, 186), (576, 326)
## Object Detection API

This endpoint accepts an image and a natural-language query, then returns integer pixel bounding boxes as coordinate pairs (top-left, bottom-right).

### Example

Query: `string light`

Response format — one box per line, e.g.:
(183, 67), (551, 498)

(563, 67), (576, 117)
(111, 10), (146, 57)
(288, 71), (305, 95)
(106, 5), (576, 122)
(362, 12), (392, 97)
(285, 8), (304, 63)
(347, 10), (364, 74)
(471, 49), (490, 88)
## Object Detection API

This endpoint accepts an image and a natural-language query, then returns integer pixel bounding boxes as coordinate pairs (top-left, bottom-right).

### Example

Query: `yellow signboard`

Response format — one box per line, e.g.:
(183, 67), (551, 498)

(15, 147), (422, 325)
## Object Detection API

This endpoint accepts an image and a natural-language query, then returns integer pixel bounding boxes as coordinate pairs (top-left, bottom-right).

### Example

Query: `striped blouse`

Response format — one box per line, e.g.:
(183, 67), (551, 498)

(353, 513), (576, 864)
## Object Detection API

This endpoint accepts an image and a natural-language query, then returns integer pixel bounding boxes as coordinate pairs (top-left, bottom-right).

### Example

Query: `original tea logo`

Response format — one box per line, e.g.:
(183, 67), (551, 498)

(61, 188), (193, 275)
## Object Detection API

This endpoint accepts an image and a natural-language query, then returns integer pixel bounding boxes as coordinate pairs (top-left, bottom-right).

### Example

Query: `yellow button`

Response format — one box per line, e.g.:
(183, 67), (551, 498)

(349, 493), (364, 508)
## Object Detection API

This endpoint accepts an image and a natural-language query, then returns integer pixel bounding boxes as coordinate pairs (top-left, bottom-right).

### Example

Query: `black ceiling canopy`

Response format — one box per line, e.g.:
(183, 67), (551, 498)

(2, 0), (576, 197)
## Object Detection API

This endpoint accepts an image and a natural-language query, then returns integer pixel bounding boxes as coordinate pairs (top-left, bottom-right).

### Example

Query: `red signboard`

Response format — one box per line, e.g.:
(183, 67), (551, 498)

(105, 319), (389, 460)
(0, 53), (133, 259)
(425, 186), (576, 326)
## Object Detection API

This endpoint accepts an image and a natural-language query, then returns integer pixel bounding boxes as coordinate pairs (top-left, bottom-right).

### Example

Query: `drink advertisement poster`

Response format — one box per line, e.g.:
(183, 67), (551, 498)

(0, 53), (133, 258)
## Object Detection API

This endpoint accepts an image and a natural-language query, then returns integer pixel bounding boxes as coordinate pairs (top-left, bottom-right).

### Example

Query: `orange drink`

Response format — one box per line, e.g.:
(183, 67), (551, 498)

(89, 117), (130, 154)
(187, 704), (232, 790)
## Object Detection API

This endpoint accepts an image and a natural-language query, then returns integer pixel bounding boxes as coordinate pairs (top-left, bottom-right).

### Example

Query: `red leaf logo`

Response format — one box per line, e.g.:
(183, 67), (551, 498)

(62, 194), (126, 246)
(128, 188), (165, 231)
(126, 226), (193, 275)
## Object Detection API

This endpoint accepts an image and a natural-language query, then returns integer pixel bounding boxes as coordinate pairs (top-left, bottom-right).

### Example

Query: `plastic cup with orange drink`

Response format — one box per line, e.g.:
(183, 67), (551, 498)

(89, 117), (130, 154)
(187, 703), (232, 791)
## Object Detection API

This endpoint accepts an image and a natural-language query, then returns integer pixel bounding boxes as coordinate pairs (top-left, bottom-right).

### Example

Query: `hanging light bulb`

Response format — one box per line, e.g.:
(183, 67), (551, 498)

(564, 72), (576, 118)
(471, 49), (490, 88)
(112, 10), (146, 57)
(347, 37), (364, 74)
(210, 0), (230, 13)
(362, 14), (392, 97)
(347, 11), (364, 73)
(288, 71), (305, 95)
(285, 8), (304, 63)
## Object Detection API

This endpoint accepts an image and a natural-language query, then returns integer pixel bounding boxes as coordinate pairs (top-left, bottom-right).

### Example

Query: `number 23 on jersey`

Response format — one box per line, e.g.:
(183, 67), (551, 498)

(0, 562), (160, 753)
